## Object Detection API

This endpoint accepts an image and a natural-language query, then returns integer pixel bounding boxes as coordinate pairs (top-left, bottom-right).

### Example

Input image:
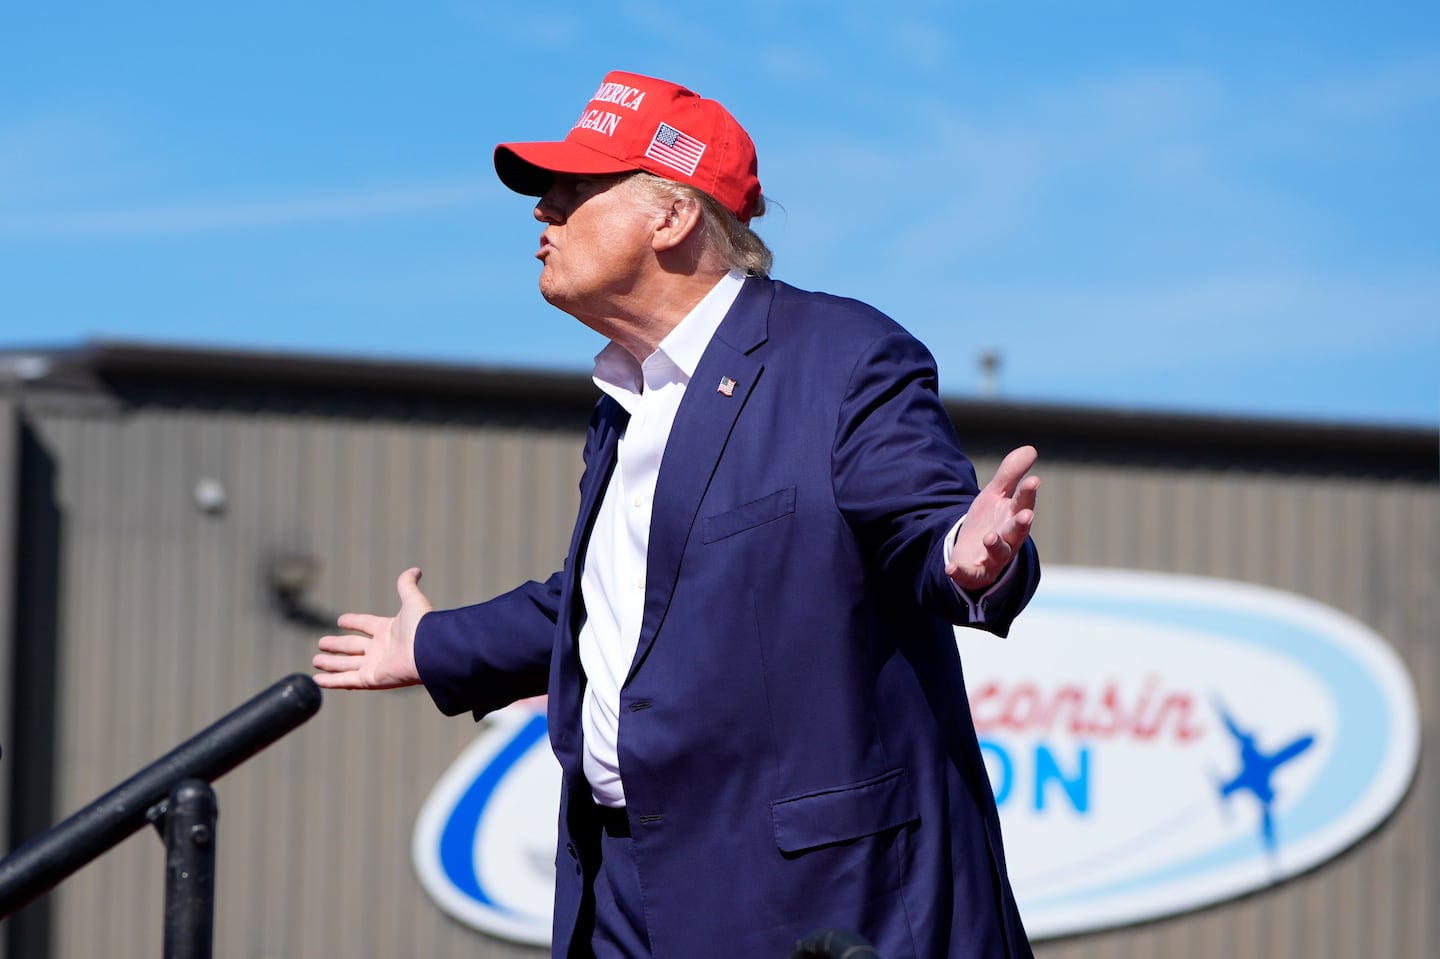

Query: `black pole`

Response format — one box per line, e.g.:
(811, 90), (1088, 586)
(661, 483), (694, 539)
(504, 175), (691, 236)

(161, 780), (217, 959)
(0, 673), (321, 917)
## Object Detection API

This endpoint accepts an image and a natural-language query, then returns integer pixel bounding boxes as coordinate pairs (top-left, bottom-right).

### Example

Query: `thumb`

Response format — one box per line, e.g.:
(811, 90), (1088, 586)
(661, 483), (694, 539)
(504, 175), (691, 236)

(396, 567), (429, 607)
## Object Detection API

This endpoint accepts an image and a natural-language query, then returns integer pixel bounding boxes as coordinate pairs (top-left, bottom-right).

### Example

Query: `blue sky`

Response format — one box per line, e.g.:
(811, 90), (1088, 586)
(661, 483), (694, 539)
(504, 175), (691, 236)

(2, 2), (1436, 426)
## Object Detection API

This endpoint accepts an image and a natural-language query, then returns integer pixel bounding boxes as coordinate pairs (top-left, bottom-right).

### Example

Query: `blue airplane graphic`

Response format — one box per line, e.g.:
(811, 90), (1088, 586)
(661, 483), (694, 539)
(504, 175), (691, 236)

(1214, 700), (1315, 852)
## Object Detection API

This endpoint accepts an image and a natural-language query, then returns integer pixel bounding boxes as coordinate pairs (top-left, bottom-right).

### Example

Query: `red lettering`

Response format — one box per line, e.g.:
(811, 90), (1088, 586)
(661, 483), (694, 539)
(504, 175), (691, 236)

(1001, 683), (1041, 729)
(968, 676), (1205, 744)
(971, 682), (1003, 733)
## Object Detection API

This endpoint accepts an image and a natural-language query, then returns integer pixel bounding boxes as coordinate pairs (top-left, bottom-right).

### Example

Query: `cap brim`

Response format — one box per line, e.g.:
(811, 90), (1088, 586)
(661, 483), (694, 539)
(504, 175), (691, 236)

(494, 141), (642, 197)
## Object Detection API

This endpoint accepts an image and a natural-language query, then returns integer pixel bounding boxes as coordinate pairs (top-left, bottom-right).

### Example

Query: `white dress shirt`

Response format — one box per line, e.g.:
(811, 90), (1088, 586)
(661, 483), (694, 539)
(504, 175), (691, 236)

(579, 270), (746, 807)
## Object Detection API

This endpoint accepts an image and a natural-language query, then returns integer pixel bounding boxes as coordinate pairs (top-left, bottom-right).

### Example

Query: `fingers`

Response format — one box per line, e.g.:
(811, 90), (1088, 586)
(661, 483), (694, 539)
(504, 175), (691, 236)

(982, 530), (1014, 568)
(985, 500), (1034, 554)
(316, 633), (367, 655)
(313, 668), (368, 690)
(313, 630), (366, 681)
(316, 568), (426, 690)
(1014, 474), (1040, 513)
(337, 612), (386, 635)
(946, 450), (1038, 592)
(951, 509), (1033, 577)
(993, 508), (1034, 557)
(314, 631), (369, 675)
(312, 651), (359, 675)
(1007, 507), (1035, 541)
(986, 445), (1039, 496)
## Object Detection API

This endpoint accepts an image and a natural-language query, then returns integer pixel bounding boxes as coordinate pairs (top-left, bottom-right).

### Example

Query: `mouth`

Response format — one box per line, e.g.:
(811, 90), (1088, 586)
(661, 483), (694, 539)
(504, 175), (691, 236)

(536, 233), (554, 260)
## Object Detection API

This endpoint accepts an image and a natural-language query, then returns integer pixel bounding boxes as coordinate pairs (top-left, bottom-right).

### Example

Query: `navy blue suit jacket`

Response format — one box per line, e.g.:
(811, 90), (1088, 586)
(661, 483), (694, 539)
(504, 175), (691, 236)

(416, 277), (1039, 958)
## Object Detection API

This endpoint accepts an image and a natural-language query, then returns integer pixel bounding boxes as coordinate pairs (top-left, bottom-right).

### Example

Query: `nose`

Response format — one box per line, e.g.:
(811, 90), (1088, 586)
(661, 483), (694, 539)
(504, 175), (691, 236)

(534, 185), (564, 224)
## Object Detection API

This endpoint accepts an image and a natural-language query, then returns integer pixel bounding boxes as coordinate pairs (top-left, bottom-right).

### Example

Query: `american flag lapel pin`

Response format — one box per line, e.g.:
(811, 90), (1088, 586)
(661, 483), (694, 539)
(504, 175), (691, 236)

(716, 375), (737, 397)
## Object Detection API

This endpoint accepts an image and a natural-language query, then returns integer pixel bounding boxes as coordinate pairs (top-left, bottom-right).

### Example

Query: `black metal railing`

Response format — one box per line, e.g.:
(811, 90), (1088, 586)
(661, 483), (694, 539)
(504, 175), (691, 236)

(0, 673), (322, 957)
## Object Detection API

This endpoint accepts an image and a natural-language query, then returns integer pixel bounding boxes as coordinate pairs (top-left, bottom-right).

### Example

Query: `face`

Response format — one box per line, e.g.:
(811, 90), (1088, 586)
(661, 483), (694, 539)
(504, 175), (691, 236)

(533, 173), (657, 320)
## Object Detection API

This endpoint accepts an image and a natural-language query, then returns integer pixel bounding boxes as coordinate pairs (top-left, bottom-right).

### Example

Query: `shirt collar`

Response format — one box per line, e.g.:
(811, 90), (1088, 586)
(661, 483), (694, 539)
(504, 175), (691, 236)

(592, 270), (747, 409)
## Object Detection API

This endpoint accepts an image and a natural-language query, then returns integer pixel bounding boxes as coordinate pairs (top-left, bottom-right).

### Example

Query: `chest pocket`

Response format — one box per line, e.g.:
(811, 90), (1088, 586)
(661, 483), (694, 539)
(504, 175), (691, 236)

(701, 486), (796, 544)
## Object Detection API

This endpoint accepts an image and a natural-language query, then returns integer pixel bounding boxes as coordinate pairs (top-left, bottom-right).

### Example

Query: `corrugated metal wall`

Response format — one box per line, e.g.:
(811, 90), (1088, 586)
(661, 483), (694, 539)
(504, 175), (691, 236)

(5, 379), (1436, 959)
(14, 397), (582, 959)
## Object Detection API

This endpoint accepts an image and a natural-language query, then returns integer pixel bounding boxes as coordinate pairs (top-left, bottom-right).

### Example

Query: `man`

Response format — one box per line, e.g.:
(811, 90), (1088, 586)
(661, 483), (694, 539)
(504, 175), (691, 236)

(315, 70), (1041, 959)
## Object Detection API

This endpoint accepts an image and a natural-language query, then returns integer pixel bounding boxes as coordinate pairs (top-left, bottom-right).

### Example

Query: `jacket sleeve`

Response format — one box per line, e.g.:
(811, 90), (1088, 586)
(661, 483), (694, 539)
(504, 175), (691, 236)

(830, 329), (1038, 635)
(414, 571), (563, 718)
(412, 399), (617, 717)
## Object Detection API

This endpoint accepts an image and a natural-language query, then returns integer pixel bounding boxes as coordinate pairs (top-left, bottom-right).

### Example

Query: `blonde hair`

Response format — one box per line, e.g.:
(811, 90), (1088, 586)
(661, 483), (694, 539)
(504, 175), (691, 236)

(627, 172), (774, 278)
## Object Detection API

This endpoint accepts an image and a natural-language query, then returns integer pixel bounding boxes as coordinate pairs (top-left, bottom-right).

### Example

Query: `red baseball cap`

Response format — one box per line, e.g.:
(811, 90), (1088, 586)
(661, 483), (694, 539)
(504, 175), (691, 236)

(494, 70), (763, 223)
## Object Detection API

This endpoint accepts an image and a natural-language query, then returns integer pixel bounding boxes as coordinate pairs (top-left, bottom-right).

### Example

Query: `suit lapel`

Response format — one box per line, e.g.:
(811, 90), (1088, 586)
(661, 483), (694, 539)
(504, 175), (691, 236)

(562, 396), (627, 652)
(628, 277), (774, 681)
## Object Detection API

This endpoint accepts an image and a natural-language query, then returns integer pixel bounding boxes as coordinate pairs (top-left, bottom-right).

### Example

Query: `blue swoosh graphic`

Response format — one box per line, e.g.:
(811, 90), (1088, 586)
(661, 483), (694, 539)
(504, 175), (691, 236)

(438, 713), (550, 911)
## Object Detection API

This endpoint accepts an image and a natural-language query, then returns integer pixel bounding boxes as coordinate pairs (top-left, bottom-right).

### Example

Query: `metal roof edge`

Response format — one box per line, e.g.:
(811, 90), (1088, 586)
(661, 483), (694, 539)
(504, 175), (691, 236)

(3, 341), (1434, 479)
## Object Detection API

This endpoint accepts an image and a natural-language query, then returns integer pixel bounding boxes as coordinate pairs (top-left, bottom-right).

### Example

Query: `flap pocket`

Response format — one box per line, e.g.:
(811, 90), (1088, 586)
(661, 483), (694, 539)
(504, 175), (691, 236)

(770, 768), (918, 853)
(701, 486), (796, 544)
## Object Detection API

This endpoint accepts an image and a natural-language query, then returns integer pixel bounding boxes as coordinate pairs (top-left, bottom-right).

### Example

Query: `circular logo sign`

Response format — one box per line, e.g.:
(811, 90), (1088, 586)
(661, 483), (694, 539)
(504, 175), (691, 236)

(963, 567), (1420, 937)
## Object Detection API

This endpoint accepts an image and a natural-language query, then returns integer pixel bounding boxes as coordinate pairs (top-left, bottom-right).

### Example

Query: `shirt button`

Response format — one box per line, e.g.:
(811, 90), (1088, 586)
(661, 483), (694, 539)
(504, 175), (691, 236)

(636, 576), (646, 590)
(632, 495), (643, 508)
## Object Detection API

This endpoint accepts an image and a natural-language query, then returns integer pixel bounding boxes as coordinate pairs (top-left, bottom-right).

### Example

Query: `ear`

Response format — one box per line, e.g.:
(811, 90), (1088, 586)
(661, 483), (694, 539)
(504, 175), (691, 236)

(649, 195), (703, 254)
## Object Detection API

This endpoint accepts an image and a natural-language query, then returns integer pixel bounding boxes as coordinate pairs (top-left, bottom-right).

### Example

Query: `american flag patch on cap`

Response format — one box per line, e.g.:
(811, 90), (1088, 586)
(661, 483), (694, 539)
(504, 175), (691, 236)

(645, 122), (707, 177)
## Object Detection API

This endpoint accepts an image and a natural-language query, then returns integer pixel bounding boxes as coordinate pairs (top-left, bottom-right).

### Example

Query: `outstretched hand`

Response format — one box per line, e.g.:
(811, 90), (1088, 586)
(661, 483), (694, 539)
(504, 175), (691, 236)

(946, 445), (1039, 592)
(313, 567), (432, 690)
